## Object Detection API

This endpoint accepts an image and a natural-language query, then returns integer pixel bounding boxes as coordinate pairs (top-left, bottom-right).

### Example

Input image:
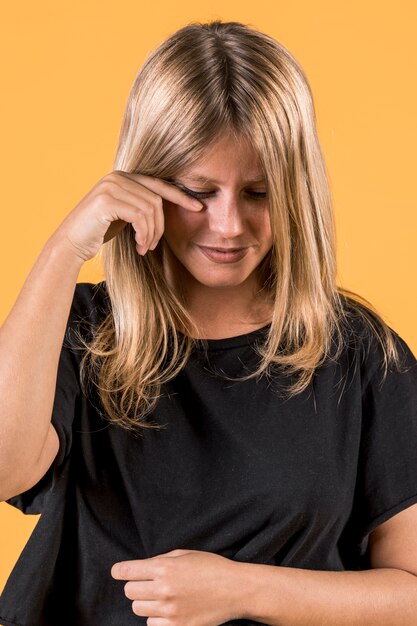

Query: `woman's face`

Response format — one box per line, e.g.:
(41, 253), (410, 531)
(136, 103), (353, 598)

(161, 131), (273, 295)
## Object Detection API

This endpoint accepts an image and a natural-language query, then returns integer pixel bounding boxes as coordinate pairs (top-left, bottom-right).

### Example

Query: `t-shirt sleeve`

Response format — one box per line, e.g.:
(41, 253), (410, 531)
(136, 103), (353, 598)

(5, 281), (105, 515)
(351, 326), (417, 545)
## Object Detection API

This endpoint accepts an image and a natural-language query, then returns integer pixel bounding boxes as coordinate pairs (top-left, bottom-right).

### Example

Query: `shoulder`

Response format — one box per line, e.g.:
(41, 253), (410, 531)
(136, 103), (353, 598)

(64, 280), (110, 348)
(336, 293), (417, 390)
(71, 280), (109, 316)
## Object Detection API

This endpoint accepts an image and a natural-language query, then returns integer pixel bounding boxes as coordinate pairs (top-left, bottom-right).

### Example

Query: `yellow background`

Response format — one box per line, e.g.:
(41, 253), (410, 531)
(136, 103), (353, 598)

(0, 0), (416, 597)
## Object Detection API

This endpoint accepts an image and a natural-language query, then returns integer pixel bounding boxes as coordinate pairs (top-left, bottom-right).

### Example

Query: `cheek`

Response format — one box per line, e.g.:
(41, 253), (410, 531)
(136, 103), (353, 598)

(163, 204), (196, 239)
(164, 203), (190, 231)
(257, 210), (273, 244)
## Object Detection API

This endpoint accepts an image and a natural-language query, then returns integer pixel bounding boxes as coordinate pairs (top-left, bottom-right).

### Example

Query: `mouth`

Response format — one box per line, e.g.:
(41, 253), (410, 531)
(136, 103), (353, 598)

(196, 245), (249, 263)
(197, 245), (248, 252)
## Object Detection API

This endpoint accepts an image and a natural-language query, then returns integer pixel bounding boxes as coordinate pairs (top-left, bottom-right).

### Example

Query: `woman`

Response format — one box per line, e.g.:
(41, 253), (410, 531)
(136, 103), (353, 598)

(0, 19), (416, 626)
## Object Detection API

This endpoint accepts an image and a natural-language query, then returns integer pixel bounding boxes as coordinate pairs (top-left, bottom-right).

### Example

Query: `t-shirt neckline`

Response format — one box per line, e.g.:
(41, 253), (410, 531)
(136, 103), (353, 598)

(179, 322), (272, 351)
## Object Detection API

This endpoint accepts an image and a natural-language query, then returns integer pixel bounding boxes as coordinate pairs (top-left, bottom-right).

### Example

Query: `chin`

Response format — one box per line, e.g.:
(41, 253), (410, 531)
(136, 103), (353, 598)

(189, 267), (256, 288)
(195, 277), (247, 289)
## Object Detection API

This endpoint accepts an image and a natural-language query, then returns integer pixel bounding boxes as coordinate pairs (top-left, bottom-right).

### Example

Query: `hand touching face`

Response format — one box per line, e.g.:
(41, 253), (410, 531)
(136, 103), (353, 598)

(161, 131), (273, 293)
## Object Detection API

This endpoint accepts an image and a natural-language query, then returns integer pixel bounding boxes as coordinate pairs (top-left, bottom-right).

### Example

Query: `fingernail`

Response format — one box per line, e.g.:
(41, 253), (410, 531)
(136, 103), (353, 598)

(191, 199), (203, 209)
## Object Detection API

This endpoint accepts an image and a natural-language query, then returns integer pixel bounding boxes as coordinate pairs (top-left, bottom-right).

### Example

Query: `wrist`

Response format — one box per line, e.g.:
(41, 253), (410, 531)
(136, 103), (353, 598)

(228, 560), (272, 622)
(44, 232), (86, 270)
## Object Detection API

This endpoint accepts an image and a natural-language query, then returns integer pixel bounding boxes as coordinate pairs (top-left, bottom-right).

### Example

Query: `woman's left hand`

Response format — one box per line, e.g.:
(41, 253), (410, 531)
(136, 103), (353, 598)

(110, 548), (243, 625)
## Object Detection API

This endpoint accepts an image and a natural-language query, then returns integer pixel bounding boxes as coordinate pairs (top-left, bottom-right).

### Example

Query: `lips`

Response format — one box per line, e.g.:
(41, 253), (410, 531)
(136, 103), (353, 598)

(197, 245), (248, 251)
(196, 245), (249, 263)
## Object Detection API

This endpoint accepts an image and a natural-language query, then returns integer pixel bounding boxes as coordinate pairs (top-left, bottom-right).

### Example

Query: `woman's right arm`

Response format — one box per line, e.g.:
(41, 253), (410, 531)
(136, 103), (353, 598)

(0, 235), (84, 501)
(0, 171), (203, 501)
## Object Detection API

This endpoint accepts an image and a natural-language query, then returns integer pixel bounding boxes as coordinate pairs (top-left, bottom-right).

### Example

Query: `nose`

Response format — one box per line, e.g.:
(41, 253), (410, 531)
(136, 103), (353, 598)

(206, 194), (245, 239)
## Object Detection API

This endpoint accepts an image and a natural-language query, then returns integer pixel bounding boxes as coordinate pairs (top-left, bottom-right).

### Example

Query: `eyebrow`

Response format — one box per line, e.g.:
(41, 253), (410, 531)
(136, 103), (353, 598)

(178, 175), (266, 184)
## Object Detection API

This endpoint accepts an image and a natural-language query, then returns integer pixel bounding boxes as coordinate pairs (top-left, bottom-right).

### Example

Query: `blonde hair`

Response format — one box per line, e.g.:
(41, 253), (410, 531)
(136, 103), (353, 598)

(73, 19), (405, 433)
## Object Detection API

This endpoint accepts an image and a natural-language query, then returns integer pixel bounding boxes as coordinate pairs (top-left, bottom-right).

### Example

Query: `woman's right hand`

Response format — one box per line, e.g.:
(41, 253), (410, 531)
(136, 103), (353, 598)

(51, 170), (204, 263)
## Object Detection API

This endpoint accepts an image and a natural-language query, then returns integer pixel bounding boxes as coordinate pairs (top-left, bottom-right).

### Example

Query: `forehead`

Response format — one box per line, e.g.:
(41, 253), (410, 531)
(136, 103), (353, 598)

(181, 174), (266, 184)
(178, 132), (265, 184)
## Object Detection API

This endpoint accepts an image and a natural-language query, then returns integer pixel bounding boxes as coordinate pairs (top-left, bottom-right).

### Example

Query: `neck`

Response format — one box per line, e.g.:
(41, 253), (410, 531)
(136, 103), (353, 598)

(186, 285), (272, 331)
(162, 244), (273, 339)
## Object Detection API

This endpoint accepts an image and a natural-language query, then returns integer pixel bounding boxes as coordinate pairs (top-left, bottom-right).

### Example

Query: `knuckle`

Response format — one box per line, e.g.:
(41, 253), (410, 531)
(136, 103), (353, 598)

(155, 560), (170, 578)
(135, 213), (148, 229)
(99, 180), (118, 195)
(94, 191), (112, 208)
(164, 601), (179, 619)
(154, 195), (163, 209)
(159, 582), (173, 600)
(106, 171), (125, 183)
(140, 202), (154, 214)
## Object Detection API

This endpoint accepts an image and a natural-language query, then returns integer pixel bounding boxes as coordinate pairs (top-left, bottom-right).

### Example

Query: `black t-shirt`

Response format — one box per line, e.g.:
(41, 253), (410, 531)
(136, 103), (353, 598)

(1, 281), (417, 626)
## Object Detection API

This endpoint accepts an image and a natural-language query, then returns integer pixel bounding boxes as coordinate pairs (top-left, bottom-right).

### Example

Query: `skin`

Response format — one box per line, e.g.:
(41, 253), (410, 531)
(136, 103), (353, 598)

(160, 130), (274, 339)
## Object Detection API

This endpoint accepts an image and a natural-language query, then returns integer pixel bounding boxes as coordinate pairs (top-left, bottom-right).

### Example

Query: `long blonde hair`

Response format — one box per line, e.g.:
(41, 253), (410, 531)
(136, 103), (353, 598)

(73, 19), (405, 433)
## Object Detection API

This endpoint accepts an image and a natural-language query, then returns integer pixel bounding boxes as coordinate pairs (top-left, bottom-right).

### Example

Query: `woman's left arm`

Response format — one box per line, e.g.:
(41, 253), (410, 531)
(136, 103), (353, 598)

(235, 503), (417, 625)
(111, 502), (417, 624)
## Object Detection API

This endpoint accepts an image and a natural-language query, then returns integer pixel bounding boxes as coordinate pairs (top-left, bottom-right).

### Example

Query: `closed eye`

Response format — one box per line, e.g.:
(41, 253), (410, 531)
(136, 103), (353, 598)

(175, 184), (267, 200)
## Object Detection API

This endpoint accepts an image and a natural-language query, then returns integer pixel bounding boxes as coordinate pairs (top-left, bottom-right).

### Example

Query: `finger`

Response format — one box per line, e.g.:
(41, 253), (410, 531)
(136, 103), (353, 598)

(149, 199), (164, 250)
(111, 178), (164, 250)
(124, 580), (160, 601)
(103, 182), (157, 250)
(132, 213), (150, 255)
(111, 560), (157, 580)
(115, 171), (204, 212)
(101, 200), (149, 250)
(133, 203), (155, 251)
(131, 599), (162, 618)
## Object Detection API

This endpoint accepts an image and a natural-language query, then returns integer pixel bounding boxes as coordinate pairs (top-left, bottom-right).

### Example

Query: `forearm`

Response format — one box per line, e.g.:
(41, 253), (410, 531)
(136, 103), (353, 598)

(232, 561), (417, 625)
(0, 233), (83, 495)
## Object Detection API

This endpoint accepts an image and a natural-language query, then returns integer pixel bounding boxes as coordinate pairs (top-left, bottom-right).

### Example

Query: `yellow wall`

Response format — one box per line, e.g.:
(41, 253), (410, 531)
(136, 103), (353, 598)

(1, 0), (416, 597)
